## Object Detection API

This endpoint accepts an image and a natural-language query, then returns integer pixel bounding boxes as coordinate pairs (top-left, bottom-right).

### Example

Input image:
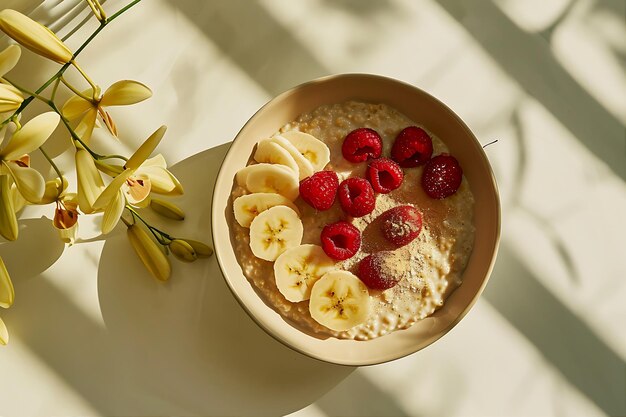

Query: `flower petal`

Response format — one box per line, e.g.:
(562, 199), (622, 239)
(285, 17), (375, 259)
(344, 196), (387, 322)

(55, 219), (78, 245)
(0, 256), (14, 308)
(140, 153), (167, 168)
(75, 149), (105, 214)
(74, 108), (97, 144)
(138, 166), (183, 195)
(102, 188), (124, 234)
(0, 316), (8, 345)
(123, 174), (151, 206)
(61, 91), (94, 120)
(0, 83), (23, 112)
(0, 112), (59, 160)
(0, 9), (72, 64)
(0, 175), (18, 241)
(10, 182), (26, 213)
(92, 169), (133, 210)
(3, 161), (45, 203)
(100, 80), (152, 107)
(0, 44), (20, 77)
(125, 126), (166, 170)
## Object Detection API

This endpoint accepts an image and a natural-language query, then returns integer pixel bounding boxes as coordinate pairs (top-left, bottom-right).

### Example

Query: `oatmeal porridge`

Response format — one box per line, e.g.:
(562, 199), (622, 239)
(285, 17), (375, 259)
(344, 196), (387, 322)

(229, 101), (475, 340)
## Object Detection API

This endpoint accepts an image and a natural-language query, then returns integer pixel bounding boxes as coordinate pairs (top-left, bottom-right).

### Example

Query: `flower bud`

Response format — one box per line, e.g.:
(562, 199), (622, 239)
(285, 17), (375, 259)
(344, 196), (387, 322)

(0, 10), (73, 64)
(150, 198), (185, 220)
(181, 239), (213, 258)
(94, 159), (124, 177)
(169, 239), (197, 263)
(127, 224), (171, 282)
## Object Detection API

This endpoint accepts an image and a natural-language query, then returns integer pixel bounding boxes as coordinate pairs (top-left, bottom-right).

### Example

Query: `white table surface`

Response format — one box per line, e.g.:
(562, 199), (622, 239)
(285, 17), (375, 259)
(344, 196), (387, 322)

(1, 0), (625, 416)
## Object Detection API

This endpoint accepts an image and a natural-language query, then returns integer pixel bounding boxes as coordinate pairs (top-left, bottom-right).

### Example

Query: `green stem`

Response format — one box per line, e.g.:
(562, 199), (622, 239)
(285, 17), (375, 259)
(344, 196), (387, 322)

(50, 78), (61, 101)
(126, 206), (173, 245)
(0, 0), (143, 127)
(70, 61), (98, 99)
(40, 99), (102, 162)
(61, 76), (95, 102)
(4, 78), (50, 102)
(39, 147), (63, 181)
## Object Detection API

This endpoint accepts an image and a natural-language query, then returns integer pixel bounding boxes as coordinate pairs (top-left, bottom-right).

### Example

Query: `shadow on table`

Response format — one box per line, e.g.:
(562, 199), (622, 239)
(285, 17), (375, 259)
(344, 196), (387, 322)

(95, 143), (352, 416)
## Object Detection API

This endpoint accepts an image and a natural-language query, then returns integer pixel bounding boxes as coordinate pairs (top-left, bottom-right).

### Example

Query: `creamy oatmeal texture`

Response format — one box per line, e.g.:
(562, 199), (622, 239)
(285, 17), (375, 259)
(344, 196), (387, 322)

(230, 101), (475, 340)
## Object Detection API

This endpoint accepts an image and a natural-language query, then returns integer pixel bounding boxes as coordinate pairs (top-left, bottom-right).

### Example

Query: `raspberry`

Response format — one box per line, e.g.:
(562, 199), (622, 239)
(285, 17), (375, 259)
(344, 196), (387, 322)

(421, 153), (463, 199)
(379, 205), (422, 247)
(391, 126), (433, 167)
(366, 158), (403, 194)
(338, 177), (375, 217)
(321, 221), (361, 260)
(358, 252), (402, 290)
(342, 128), (382, 163)
(299, 170), (339, 210)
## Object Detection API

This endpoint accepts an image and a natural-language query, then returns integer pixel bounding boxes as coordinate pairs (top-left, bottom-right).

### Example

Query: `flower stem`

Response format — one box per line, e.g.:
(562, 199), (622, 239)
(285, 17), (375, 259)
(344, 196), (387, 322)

(0, 0), (143, 127)
(126, 205), (173, 245)
(39, 147), (63, 181)
(61, 76), (95, 102)
(50, 78), (61, 102)
(4, 78), (50, 102)
(70, 61), (98, 100)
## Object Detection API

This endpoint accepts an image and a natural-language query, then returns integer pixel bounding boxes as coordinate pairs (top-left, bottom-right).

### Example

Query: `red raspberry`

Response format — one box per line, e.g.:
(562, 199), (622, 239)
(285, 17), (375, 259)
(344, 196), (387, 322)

(358, 252), (402, 290)
(299, 170), (339, 210)
(391, 126), (433, 167)
(337, 177), (375, 217)
(421, 154), (463, 199)
(321, 221), (361, 260)
(342, 128), (382, 163)
(379, 205), (422, 247)
(366, 158), (403, 194)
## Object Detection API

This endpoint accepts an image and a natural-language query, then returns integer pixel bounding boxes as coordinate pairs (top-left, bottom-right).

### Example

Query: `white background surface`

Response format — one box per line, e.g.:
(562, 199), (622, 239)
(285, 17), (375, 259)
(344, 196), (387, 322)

(0, 0), (625, 416)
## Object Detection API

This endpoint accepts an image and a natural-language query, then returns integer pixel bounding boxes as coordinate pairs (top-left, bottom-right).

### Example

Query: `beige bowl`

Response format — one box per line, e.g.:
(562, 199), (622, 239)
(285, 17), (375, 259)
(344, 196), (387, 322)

(212, 74), (500, 366)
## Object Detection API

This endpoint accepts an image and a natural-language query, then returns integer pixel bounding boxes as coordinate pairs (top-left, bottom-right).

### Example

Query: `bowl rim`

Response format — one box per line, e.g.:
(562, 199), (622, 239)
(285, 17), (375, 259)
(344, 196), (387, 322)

(211, 73), (501, 366)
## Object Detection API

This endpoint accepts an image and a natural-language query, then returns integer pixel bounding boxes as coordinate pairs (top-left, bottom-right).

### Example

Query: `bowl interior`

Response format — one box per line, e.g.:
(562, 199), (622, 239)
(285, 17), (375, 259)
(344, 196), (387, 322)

(212, 74), (500, 366)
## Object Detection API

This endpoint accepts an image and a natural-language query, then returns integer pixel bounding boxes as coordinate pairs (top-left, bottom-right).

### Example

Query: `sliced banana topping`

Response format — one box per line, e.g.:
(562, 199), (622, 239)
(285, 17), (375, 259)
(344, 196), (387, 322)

(280, 131), (331, 172)
(309, 270), (370, 332)
(233, 192), (299, 228)
(249, 205), (303, 261)
(274, 244), (336, 302)
(242, 163), (299, 201)
(254, 139), (300, 178)
(271, 135), (315, 180)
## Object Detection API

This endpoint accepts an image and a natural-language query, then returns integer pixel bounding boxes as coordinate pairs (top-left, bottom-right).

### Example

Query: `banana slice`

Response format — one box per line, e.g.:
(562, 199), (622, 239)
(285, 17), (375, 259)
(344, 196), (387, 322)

(309, 270), (371, 331)
(281, 131), (331, 172)
(254, 140), (299, 178)
(241, 164), (299, 201)
(271, 136), (315, 180)
(274, 244), (336, 302)
(249, 205), (303, 261)
(233, 192), (299, 228)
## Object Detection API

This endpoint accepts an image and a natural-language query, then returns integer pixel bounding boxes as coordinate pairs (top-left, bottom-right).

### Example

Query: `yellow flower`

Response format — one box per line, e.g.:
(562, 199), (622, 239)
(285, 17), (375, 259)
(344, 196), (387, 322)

(0, 84), (22, 114)
(92, 126), (183, 234)
(0, 9), (72, 64)
(0, 45), (23, 116)
(0, 175), (17, 241)
(62, 80), (152, 143)
(0, 112), (60, 203)
(53, 194), (79, 245)
(0, 255), (14, 345)
(75, 149), (104, 214)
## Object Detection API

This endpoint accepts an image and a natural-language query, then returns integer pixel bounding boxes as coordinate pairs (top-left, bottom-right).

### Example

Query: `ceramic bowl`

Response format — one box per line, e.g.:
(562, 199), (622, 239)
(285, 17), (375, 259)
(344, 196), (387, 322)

(211, 74), (500, 366)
